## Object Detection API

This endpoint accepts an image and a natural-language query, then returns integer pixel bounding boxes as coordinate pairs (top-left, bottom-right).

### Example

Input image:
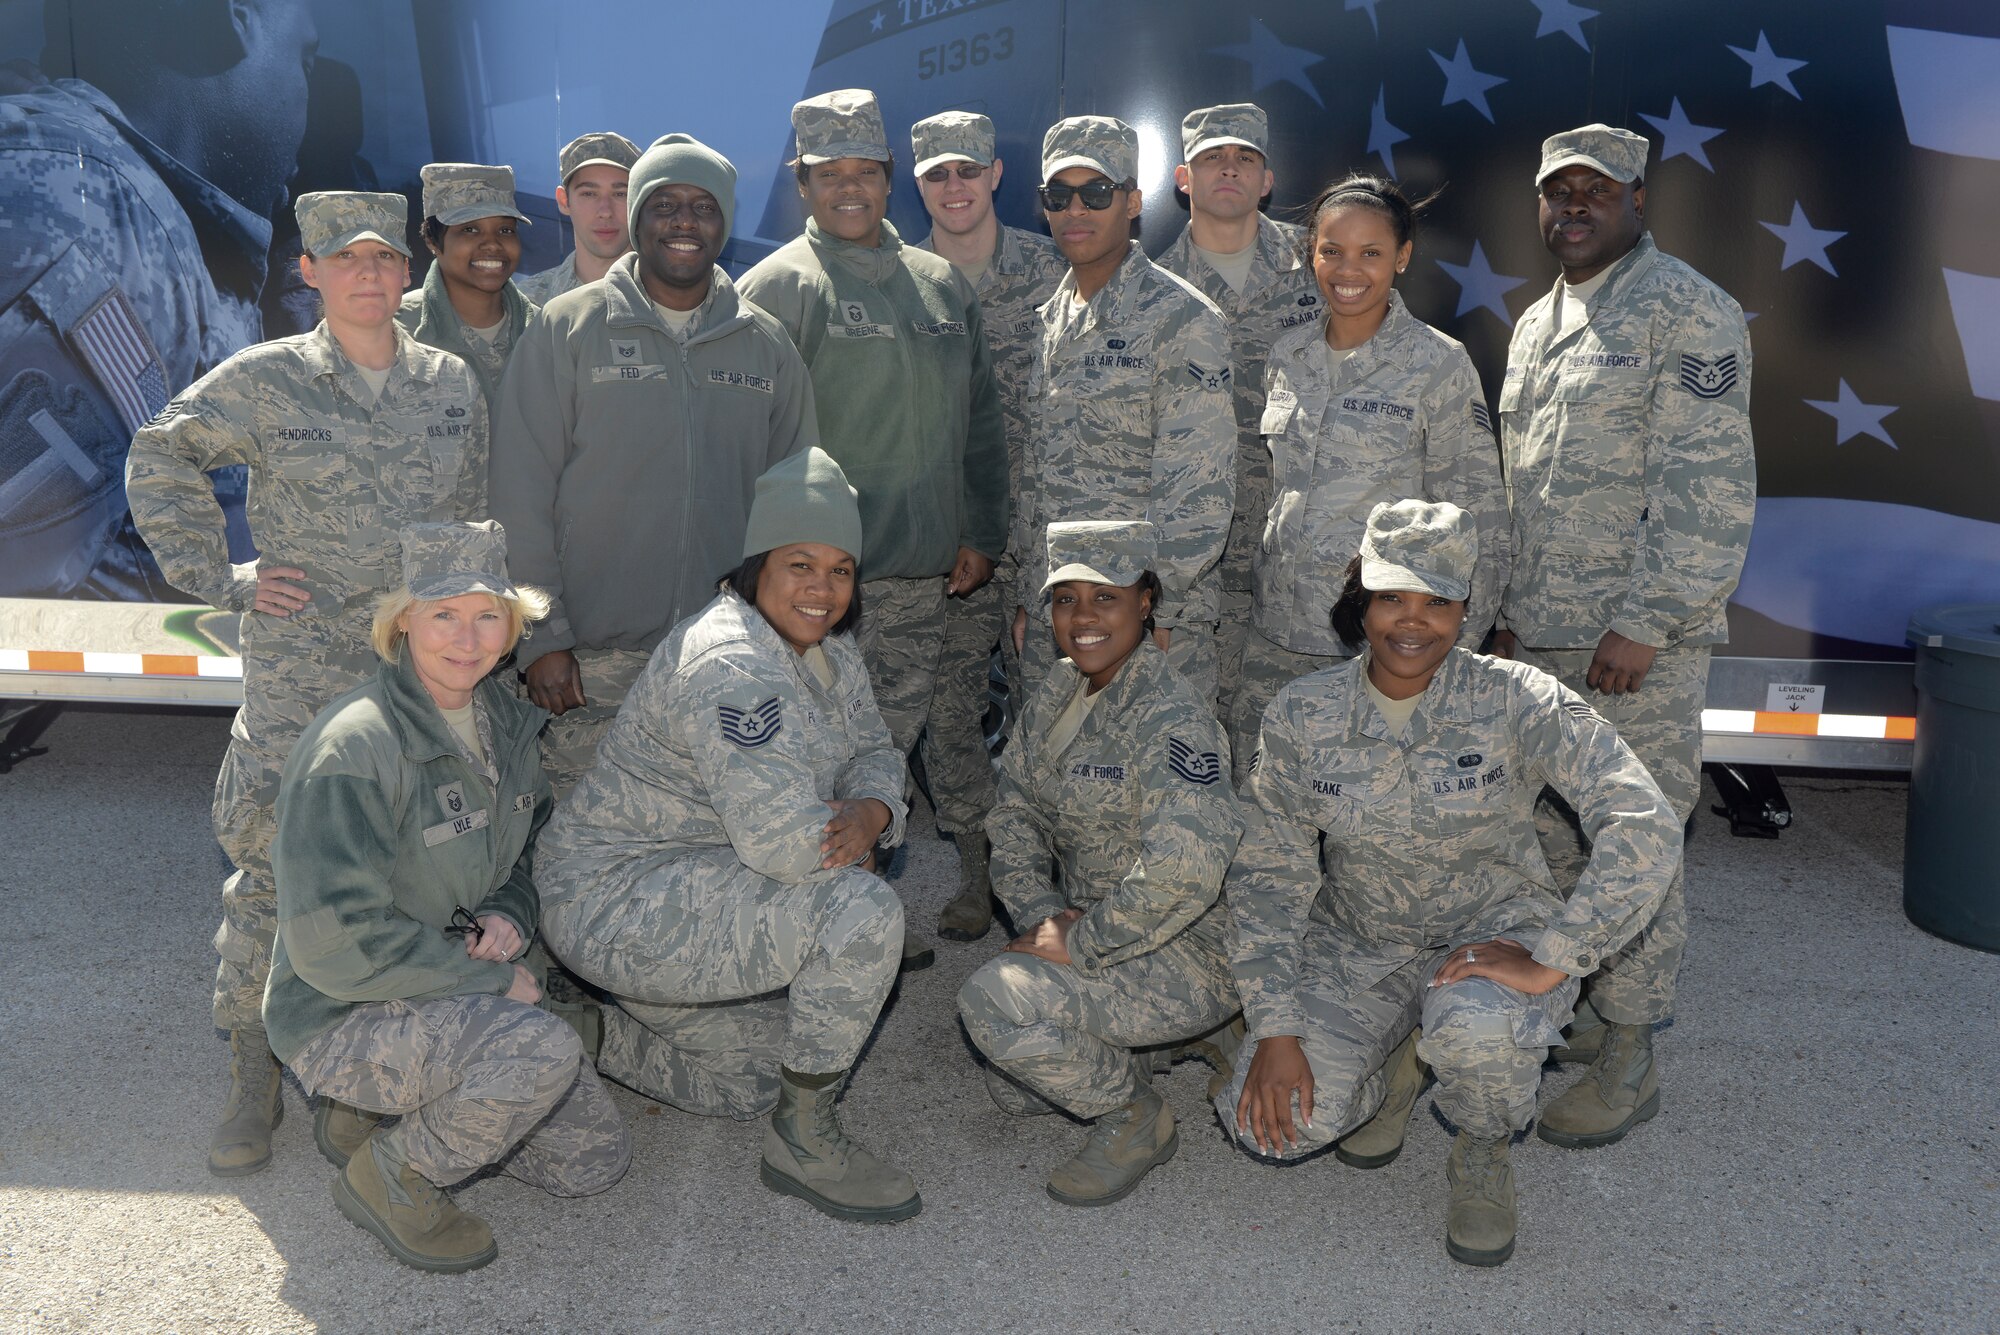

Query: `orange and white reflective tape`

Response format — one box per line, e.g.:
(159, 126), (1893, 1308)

(0, 648), (242, 679)
(1702, 709), (1915, 741)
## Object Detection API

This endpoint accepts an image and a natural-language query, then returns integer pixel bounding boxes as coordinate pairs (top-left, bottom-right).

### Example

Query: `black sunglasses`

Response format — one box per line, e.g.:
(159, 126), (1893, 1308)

(1039, 179), (1126, 212)
(922, 163), (988, 183)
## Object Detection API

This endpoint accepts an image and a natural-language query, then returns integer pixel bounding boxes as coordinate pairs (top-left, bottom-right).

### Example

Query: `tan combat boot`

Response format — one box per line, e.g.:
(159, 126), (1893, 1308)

(333, 1132), (497, 1272)
(761, 1070), (922, 1223)
(1445, 1131), (1517, 1266)
(936, 831), (995, 941)
(1046, 1086), (1179, 1208)
(1537, 1021), (1659, 1149)
(208, 1029), (283, 1177)
(313, 1098), (386, 1169)
(1549, 995), (1607, 1064)
(1336, 1028), (1430, 1169)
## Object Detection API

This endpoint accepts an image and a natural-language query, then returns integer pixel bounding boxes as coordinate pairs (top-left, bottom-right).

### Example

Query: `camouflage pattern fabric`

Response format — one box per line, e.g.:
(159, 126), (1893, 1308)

(1213, 937), (1580, 1154)
(0, 69), (271, 599)
(1496, 234), (1755, 650)
(558, 131), (641, 183)
(515, 254), (582, 307)
(915, 223), (1065, 833)
(1018, 612), (1219, 712)
(295, 191), (409, 260)
(419, 162), (530, 227)
(909, 110), (996, 173)
(126, 322), (488, 1030)
(964, 641), (1242, 1116)
(1041, 116), (1137, 184)
(856, 575), (949, 759)
(1252, 290), (1506, 658)
(1227, 626), (1343, 786)
(535, 591), (909, 1083)
(791, 88), (890, 163)
(1013, 244), (1235, 697)
(1519, 642), (1707, 1026)
(1226, 649), (1680, 1047)
(396, 263), (536, 415)
(288, 993), (629, 1195)
(529, 646), (653, 799)
(1158, 214), (1322, 711)
(599, 989), (789, 1119)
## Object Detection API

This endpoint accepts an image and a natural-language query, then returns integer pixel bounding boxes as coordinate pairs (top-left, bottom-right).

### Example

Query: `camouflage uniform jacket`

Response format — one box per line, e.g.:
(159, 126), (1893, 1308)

(125, 321), (487, 619)
(1254, 291), (1507, 655)
(1498, 235), (1755, 649)
(1229, 648), (1679, 1041)
(263, 652), (552, 1063)
(916, 223), (1067, 566)
(536, 590), (911, 897)
(490, 256), (816, 668)
(0, 67), (270, 597)
(515, 252), (584, 307)
(396, 262), (539, 416)
(1158, 215), (1323, 577)
(738, 219), (1006, 578)
(988, 643), (1243, 979)
(1016, 244), (1236, 627)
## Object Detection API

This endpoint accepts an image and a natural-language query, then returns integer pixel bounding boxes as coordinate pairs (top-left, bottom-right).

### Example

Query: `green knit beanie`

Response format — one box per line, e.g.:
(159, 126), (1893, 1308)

(743, 447), (864, 562)
(628, 133), (737, 242)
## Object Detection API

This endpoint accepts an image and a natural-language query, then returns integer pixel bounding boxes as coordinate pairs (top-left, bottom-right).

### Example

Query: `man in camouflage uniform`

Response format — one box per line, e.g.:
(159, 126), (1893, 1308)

(125, 191), (489, 1177)
(908, 109), (1067, 943)
(739, 90), (1007, 970)
(1157, 104), (1322, 717)
(1219, 499), (1682, 1265)
(1490, 126), (1756, 1150)
(516, 131), (640, 306)
(0, 0), (317, 598)
(1013, 116), (1235, 709)
(493, 132), (816, 796)
(960, 520), (1243, 1206)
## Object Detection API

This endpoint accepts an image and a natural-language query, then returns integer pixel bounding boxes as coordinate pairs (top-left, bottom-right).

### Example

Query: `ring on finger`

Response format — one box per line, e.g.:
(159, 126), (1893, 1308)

(1465, 949), (1476, 963)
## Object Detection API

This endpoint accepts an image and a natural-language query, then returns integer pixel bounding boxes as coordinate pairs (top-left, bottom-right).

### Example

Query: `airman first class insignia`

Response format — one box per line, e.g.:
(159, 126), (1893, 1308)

(1167, 736), (1223, 786)
(1185, 362), (1231, 392)
(719, 697), (784, 749)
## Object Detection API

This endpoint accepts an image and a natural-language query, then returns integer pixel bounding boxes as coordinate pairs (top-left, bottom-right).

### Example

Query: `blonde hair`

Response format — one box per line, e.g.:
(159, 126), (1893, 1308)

(371, 585), (552, 662)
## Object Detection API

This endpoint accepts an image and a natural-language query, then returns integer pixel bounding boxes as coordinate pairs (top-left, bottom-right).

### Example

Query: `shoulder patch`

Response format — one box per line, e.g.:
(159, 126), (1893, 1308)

(1185, 361), (1230, 392)
(719, 696), (784, 749)
(1677, 351), (1740, 400)
(1471, 401), (1494, 434)
(1562, 700), (1605, 725)
(1166, 735), (1223, 786)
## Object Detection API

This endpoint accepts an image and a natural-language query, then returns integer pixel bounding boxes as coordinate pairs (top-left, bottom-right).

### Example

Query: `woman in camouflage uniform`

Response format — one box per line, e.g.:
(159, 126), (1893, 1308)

(535, 448), (922, 1226)
(1219, 500), (1681, 1267)
(959, 520), (1244, 1208)
(268, 522), (629, 1273)
(396, 163), (538, 414)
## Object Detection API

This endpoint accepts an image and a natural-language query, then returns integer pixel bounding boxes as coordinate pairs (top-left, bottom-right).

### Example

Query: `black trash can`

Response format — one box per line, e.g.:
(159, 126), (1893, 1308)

(1904, 603), (2000, 951)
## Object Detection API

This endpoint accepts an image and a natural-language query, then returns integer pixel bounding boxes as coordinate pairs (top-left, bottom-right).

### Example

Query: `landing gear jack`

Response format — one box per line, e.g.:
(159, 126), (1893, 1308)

(1707, 762), (1791, 839)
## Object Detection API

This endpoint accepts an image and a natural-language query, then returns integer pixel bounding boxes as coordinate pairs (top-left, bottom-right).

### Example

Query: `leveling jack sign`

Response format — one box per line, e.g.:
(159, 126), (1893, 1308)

(1766, 683), (1826, 715)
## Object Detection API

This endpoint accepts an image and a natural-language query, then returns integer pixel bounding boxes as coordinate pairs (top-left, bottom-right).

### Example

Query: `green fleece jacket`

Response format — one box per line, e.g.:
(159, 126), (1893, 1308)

(737, 218), (1007, 579)
(262, 653), (552, 1063)
(396, 263), (538, 416)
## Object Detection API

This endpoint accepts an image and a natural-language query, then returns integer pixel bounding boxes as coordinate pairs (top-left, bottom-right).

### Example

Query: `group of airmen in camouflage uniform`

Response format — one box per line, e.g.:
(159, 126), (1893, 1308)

(104, 67), (1752, 1271)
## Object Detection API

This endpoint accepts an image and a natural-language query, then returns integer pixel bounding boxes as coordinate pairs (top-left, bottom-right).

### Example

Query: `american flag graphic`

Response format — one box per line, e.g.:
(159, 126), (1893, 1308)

(69, 291), (168, 435)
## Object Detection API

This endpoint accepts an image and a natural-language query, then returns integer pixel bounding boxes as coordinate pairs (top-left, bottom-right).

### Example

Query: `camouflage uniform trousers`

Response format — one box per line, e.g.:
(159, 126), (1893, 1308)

(529, 647), (655, 799)
(1214, 928), (1581, 1154)
(919, 578), (1005, 835)
(856, 576), (948, 759)
(212, 629), (377, 1032)
(958, 931), (1239, 1119)
(1018, 617), (1220, 718)
(286, 993), (630, 1195)
(1214, 504), (1262, 727)
(1517, 643), (1706, 1026)
(543, 848), (904, 1118)
(1227, 628), (1347, 786)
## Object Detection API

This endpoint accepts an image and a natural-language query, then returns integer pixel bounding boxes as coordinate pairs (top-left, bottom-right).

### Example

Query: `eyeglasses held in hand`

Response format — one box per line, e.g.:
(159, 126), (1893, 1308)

(1038, 180), (1125, 212)
(922, 163), (988, 183)
(445, 906), (484, 944)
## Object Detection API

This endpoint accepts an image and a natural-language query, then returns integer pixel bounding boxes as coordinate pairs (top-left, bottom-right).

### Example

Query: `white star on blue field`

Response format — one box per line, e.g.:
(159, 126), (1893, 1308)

(1640, 98), (1725, 170)
(1728, 30), (1808, 97)
(1368, 86), (1410, 176)
(1531, 0), (1598, 51)
(1805, 380), (1899, 448)
(869, 9), (884, 32)
(1211, 18), (1327, 108)
(1761, 202), (1845, 274)
(1430, 39), (1507, 122)
(1347, 0), (1385, 38)
(1438, 242), (1529, 325)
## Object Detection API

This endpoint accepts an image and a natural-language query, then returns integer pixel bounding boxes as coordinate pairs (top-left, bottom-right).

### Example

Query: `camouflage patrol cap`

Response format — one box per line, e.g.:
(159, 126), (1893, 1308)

(792, 88), (890, 164)
(420, 163), (532, 227)
(1042, 116), (1138, 185)
(1043, 520), (1158, 593)
(1181, 103), (1268, 160)
(1537, 124), (1650, 185)
(1358, 500), (1477, 602)
(558, 131), (641, 185)
(400, 520), (518, 601)
(911, 110), (995, 176)
(296, 191), (411, 258)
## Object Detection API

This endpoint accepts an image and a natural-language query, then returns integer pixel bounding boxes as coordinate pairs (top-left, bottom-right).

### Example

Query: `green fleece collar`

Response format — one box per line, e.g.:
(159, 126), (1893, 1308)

(601, 253), (751, 344)
(379, 651), (547, 767)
